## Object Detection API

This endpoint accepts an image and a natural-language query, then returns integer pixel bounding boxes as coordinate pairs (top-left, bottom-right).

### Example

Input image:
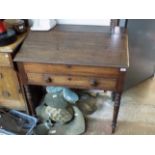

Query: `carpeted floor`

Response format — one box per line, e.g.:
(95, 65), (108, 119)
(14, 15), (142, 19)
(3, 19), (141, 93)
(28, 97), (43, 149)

(84, 77), (155, 135)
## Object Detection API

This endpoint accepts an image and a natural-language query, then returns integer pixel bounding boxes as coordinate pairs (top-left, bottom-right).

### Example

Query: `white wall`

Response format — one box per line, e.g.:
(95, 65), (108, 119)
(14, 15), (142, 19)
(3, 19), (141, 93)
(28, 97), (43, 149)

(56, 19), (110, 26)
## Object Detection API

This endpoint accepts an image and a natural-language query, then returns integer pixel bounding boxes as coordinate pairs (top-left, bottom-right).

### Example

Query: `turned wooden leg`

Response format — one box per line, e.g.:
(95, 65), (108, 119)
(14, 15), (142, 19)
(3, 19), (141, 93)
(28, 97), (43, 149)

(112, 92), (122, 133)
(24, 85), (35, 115)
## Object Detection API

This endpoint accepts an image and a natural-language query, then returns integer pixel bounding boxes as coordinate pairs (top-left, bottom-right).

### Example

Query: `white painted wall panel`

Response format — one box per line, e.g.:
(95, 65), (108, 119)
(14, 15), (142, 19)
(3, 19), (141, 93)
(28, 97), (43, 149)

(56, 19), (110, 26)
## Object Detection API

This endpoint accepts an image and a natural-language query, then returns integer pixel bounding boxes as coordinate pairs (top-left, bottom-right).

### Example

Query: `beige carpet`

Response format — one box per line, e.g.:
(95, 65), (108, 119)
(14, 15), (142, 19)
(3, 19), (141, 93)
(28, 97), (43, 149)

(84, 78), (155, 135)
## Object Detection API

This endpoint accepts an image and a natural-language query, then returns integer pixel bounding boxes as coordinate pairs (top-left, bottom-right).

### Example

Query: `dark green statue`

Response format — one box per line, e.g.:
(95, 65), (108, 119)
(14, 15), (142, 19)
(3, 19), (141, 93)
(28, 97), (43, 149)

(35, 86), (85, 135)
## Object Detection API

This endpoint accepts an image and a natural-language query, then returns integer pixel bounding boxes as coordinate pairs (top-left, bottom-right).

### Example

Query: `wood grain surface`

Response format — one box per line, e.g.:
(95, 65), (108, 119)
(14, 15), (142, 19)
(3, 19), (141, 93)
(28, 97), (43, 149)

(0, 53), (13, 67)
(27, 72), (117, 90)
(0, 67), (26, 110)
(23, 62), (120, 78)
(14, 25), (129, 68)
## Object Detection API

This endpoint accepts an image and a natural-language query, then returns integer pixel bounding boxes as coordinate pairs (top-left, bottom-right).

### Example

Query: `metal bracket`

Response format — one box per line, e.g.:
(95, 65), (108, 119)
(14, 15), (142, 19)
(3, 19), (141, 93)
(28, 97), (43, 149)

(120, 68), (127, 72)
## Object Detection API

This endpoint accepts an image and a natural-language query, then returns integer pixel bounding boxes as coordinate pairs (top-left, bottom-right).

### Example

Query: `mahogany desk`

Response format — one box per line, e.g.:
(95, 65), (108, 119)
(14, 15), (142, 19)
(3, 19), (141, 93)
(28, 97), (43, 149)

(14, 25), (129, 133)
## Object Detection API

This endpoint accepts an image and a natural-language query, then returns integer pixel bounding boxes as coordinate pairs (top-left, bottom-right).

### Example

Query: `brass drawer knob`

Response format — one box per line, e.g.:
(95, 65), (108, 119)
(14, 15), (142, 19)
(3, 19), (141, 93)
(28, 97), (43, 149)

(68, 77), (72, 81)
(44, 76), (53, 83)
(90, 79), (98, 87)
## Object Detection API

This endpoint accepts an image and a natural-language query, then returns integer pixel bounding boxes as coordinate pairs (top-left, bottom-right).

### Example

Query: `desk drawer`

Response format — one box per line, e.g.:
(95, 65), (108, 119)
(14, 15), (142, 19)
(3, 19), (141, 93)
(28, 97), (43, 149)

(0, 53), (12, 67)
(27, 73), (117, 90)
(24, 63), (120, 78)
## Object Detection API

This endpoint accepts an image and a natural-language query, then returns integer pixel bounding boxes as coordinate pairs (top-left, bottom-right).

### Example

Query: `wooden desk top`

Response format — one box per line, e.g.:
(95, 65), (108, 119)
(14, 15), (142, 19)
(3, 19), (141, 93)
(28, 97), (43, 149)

(14, 25), (129, 68)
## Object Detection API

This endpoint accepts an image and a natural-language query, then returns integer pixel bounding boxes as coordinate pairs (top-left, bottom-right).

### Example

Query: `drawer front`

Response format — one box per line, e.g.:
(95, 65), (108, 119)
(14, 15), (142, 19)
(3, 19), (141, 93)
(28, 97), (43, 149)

(27, 73), (117, 90)
(24, 63), (120, 78)
(0, 53), (12, 67)
(0, 67), (26, 110)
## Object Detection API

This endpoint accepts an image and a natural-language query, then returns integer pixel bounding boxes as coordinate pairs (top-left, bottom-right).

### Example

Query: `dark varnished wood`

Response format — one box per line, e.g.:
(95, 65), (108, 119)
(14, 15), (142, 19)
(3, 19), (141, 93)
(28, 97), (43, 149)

(23, 63), (120, 78)
(14, 24), (129, 133)
(112, 70), (126, 133)
(17, 62), (28, 84)
(116, 69), (126, 92)
(23, 85), (35, 115)
(14, 25), (129, 68)
(112, 92), (122, 133)
(26, 72), (117, 90)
